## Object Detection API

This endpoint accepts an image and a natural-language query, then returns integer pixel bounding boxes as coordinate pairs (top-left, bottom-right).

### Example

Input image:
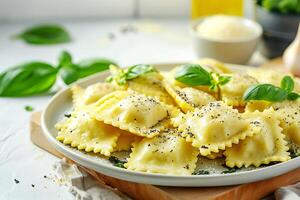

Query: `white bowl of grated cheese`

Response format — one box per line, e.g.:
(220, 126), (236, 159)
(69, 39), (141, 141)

(191, 15), (262, 64)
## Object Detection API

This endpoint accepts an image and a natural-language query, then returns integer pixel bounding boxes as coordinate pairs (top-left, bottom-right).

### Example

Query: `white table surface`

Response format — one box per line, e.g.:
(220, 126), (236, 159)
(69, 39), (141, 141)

(0, 19), (267, 200)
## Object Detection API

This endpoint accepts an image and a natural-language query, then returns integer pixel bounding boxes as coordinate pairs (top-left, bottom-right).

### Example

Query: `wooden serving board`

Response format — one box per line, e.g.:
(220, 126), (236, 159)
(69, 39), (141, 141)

(30, 112), (300, 200)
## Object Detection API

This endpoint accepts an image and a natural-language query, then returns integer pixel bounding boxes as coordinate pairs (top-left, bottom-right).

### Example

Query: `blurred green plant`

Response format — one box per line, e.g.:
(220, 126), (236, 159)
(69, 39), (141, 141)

(257, 0), (300, 14)
(14, 24), (72, 45)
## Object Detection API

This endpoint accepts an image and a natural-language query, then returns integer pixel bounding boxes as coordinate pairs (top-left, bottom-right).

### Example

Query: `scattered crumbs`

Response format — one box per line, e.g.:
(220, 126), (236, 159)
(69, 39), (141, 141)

(14, 179), (20, 184)
(64, 113), (71, 118)
(43, 175), (47, 179)
(120, 24), (137, 34)
(24, 105), (34, 112)
(31, 184), (35, 188)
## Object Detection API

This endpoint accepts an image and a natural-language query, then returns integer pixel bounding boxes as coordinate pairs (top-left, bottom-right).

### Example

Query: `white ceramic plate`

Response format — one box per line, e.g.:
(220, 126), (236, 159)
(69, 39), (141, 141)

(41, 64), (300, 187)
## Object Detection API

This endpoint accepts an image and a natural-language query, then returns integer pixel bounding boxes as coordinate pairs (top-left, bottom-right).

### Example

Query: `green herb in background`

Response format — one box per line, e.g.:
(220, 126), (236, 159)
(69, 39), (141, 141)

(0, 51), (117, 97)
(24, 105), (34, 112)
(14, 24), (71, 45)
(174, 64), (231, 99)
(0, 62), (57, 97)
(243, 75), (300, 102)
(258, 0), (300, 14)
(107, 64), (157, 85)
(108, 156), (126, 168)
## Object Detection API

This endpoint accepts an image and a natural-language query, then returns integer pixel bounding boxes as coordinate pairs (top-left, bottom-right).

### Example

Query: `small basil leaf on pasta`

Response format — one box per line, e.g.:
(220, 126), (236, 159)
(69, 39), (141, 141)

(175, 64), (212, 86)
(287, 92), (300, 100)
(0, 62), (57, 97)
(125, 64), (156, 80)
(281, 75), (294, 93)
(243, 84), (288, 102)
(14, 24), (71, 45)
(218, 75), (231, 85)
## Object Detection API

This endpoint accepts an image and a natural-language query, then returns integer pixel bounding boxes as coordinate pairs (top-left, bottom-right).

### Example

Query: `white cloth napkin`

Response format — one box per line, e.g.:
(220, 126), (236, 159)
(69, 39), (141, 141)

(275, 182), (300, 200)
(53, 158), (130, 200)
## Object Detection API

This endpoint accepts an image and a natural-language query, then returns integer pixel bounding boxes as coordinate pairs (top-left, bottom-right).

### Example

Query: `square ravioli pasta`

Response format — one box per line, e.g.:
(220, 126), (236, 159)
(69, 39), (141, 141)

(92, 90), (179, 138)
(162, 80), (216, 113)
(125, 129), (199, 175)
(71, 83), (117, 109)
(225, 108), (290, 168)
(220, 73), (258, 107)
(272, 100), (300, 146)
(55, 110), (128, 156)
(172, 101), (254, 156)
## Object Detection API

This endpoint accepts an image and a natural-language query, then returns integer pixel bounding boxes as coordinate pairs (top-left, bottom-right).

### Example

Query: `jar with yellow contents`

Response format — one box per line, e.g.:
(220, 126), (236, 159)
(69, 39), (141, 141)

(191, 0), (244, 19)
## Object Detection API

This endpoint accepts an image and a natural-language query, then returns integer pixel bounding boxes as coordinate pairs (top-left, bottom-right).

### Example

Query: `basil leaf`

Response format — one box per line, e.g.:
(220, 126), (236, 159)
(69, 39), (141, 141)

(0, 62), (57, 97)
(175, 64), (212, 86)
(58, 50), (72, 68)
(243, 84), (288, 102)
(281, 76), (294, 93)
(218, 75), (231, 85)
(77, 58), (117, 78)
(287, 92), (300, 100)
(59, 65), (79, 85)
(125, 64), (156, 80)
(15, 24), (71, 45)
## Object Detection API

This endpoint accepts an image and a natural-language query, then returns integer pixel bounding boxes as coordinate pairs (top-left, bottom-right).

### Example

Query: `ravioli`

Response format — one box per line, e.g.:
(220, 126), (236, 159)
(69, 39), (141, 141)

(114, 132), (142, 152)
(225, 109), (290, 168)
(195, 58), (232, 73)
(125, 129), (199, 175)
(247, 68), (290, 87)
(272, 100), (300, 146)
(93, 91), (178, 138)
(55, 110), (120, 156)
(172, 101), (252, 156)
(71, 83), (116, 108)
(220, 73), (258, 106)
(163, 80), (215, 113)
(245, 100), (271, 112)
(125, 72), (175, 105)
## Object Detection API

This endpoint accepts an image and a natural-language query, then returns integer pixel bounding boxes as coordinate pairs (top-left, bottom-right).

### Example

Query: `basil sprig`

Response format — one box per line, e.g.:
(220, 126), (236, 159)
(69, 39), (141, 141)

(14, 24), (71, 45)
(243, 75), (300, 102)
(175, 64), (231, 90)
(107, 64), (157, 85)
(0, 51), (116, 97)
(174, 64), (231, 99)
(58, 51), (117, 85)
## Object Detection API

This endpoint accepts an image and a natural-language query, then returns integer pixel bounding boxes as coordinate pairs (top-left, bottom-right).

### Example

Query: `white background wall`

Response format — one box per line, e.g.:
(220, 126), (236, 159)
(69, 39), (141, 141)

(0, 0), (254, 21)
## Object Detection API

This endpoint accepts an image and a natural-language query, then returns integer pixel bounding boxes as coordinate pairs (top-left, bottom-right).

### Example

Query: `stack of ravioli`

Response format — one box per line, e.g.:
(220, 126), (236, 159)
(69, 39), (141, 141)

(55, 59), (300, 175)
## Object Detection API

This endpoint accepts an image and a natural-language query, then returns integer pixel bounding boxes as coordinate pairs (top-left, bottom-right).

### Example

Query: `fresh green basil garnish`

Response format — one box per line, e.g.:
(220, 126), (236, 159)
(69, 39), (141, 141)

(107, 64), (156, 85)
(0, 62), (57, 97)
(174, 64), (231, 99)
(175, 64), (231, 89)
(281, 76), (294, 93)
(243, 75), (300, 102)
(175, 64), (212, 86)
(57, 51), (117, 85)
(77, 58), (117, 78)
(243, 84), (288, 102)
(0, 51), (116, 97)
(14, 24), (71, 45)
